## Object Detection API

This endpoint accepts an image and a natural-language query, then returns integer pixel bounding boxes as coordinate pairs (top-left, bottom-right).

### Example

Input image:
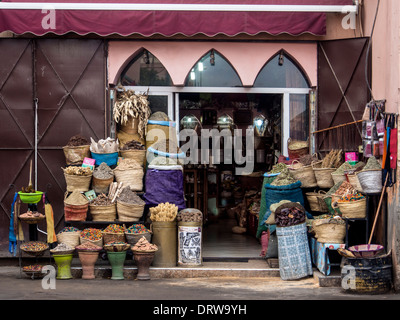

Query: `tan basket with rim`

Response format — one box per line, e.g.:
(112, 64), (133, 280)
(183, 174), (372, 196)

(331, 173), (346, 185)
(92, 176), (114, 194)
(287, 138), (309, 159)
(113, 167), (144, 191)
(120, 149), (146, 166)
(289, 160), (318, 188)
(63, 145), (90, 165)
(312, 219), (346, 244)
(347, 173), (363, 192)
(80, 237), (103, 247)
(306, 190), (329, 213)
(337, 198), (366, 219)
(57, 230), (81, 248)
(64, 173), (92, 192)
(102, 231), (126, 244)
(116, 200), (145, 222)
(312, 161), (335, 189)
(356, 169), (382, 194)
(89, 203), (117, 222)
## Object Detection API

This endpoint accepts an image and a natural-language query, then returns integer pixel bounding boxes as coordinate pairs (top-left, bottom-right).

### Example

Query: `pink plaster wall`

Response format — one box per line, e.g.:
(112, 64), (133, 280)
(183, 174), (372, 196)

(108, 41), (317, 87)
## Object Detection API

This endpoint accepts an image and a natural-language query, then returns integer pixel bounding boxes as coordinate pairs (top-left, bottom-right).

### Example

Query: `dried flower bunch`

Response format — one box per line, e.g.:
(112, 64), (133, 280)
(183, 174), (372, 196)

(113, 86), (151, 140)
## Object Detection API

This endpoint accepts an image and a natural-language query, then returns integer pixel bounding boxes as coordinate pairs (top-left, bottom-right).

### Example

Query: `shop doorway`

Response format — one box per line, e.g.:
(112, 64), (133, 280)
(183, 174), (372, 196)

(179, 92), (283, 260)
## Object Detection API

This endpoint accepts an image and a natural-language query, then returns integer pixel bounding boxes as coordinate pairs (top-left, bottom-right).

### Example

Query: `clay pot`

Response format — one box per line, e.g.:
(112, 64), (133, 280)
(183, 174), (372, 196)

(78, 251), (99, 279)
(133, 251), (155, 280)
(107, 251), (127, 280)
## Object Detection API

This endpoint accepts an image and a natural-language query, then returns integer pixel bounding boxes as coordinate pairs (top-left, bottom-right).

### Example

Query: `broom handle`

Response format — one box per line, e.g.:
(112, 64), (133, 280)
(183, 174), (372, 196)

(368, 174), (388, 244)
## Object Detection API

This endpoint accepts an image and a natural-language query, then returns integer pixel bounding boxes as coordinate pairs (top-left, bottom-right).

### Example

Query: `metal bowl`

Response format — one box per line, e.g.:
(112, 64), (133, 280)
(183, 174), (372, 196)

(348, 244), (384, 258)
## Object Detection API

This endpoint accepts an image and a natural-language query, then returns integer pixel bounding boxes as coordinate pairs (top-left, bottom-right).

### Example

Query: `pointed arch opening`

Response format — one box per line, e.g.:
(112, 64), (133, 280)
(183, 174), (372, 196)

(254, 50), (310, 88)
(184, 49), (242, 87)
(120, 49), (173, 86)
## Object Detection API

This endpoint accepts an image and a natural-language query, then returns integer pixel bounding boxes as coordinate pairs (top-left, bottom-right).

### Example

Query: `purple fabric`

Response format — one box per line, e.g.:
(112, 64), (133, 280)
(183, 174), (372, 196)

(143, 168), (186, 211)
(0, 0), (353, 36)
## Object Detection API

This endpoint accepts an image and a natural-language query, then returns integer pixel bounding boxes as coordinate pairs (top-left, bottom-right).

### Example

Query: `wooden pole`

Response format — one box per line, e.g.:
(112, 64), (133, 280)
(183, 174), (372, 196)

(368, 174), (388, 245)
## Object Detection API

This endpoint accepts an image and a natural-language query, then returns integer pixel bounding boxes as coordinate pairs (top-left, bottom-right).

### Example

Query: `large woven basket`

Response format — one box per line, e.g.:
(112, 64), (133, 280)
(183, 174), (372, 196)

(103, 231), (126, 244)
(312, 219), (346, 244)
(287, 138), (309, 159)
(113, 168), (144, 191)
(306, 191), (329, 213)
(356, 169), (382, 194)
(312, 162), (335, 189)
(63, 145), (90, 165)
(120, 149), (146, 166)
(80, 237), (103, 247)
(338, 198), (366, 219)
(89, 204), (117, 222)
(64, 173), (92, 192)
(289, 160), (318, 188)
(57, 231), (81, 248)
(347, 173), (363, 192)
(92, 176), (114, 194)
(331, 173), (346, 185)
(116, 201), (145, 222)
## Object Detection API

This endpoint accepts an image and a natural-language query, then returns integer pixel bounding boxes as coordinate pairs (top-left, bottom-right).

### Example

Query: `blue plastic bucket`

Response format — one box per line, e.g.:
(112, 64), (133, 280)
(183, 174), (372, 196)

(91, 152), (119, 167)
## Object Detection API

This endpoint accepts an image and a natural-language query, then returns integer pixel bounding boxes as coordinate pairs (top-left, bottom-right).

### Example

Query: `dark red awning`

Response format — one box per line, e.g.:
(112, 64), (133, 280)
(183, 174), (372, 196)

(0, 0), (356, 37)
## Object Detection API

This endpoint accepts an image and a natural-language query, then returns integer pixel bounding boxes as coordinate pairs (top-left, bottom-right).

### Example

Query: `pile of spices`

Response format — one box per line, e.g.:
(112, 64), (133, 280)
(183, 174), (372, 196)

(126, 224), (149, 234)
(268, 163), (287, 174)
(335, 181), (357, 196)
(117, 187), (145, 205)
(80, 228), (102, 241)
(19, 210), (44, 219)
(333, 162), (353, 174)
(275, 205), (305, 227)
(177, 209), (203, 223)
(63, 166), (92, 176)
(299, 154), (318, 166)
(103, 241), (130, 252)
(75, 242), (102, 251)
(64, 191), (89, 206)
(103, 224), (125, 234)
(23, 265), (43, 272)
(58, 226), (80, 233)
(93, 162), (114, 179)
(66, 135), (89, 146)
(116, 158), (142, 170)
(362, 156), (381, 170)
(132, 237), (158, 252)
(338, 193), (365, 203)
(121, 140), (145, 150)
(270, 168), (297, 186)
(50, 243), (74, 253)
(90, 193), (112, 206)
(20, 241), (48, 252)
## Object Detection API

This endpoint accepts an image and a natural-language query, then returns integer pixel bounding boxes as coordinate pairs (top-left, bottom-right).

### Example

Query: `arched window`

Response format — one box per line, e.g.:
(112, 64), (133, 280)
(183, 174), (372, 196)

(254, 51), (309, 88)
(120, 49), (173, 86)
(185, 50), (242, 87)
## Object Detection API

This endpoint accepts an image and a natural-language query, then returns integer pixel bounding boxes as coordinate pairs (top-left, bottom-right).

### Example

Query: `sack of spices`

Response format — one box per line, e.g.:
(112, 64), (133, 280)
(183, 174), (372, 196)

(113, 158), (144, 192)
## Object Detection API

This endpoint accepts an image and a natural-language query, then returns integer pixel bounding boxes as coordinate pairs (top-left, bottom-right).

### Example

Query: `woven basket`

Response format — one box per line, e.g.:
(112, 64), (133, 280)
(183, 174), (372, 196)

(125, 231), (152, 246)
(117, 201), (145, 222)
(120, 149), (146, 166)
(306, 191), (329, 213)
(289, 160), (318, 188)
(92, 176), (114, 194)
(64, 203), (88, 221)
(287, 138), (309, 159)
(57, 231), (81, 248)
(347, 173), (363, 192)
(89, 204), (117, 222)
(113, 168), (144, 191)
(338, 198), (366, 219)
(80, 237), (103, 247)
(356, 169), (382, 194)
(312, 162), (335, 189)
(103, 231), (126, 244)
(120, 116), (139, 135)
(64, 173), (92, 192)
(20, 241), (49, 257)
(331, 173), (346, 185)
(312, 219), (346, 244)
(63, 145), (91, 165)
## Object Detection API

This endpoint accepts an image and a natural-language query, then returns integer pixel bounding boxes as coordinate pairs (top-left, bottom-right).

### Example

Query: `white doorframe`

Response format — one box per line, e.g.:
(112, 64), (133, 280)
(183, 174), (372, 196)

(124, 86), (310, 156)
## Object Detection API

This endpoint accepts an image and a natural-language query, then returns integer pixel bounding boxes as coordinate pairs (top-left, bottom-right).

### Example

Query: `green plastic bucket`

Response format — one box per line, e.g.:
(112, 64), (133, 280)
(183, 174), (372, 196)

(53, 254), (73, 280)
